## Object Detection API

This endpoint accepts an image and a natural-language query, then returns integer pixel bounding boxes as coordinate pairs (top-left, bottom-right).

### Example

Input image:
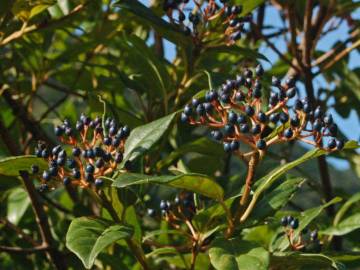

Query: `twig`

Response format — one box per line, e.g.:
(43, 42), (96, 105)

(0, 4), (85, 47)
(0, 245), (49, 254)
(0, 118), (21, 155)
(302, 0), (314, 67)
(2, 90), (55, 146)
(0, 219), (39, 246)
(19, 171), (66, 269)
(320, 39), (360, 71)
(38, 193), (72, 215)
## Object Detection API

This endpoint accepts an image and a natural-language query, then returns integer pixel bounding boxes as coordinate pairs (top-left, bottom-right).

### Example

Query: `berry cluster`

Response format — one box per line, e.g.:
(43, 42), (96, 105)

(281, 216), (321, 252)
(162, 0), (251, 44)
(32, 114), (130, 192)
(148, 193), (196, 223)
(181, 65), (345, 159)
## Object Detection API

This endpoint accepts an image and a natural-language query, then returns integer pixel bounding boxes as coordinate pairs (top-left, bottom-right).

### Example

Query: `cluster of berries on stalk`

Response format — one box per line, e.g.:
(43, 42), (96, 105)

(148, 192), (196, 223)
(163, 0), (251, 44)
(281, 216), (321, 252)
(181, 65), (345, 158)
(31, 114), (130, 192)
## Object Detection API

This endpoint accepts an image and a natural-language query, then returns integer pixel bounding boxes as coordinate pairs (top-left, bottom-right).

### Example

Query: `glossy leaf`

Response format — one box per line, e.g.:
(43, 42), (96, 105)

(209, 237), (269, 270)
(66, 217), (133, 269)
(7, 187), (30, 225)
(271, 252), (345, 270)
(123, 113), (176, 163)
(114, 0), (190, 45)
(243, 177), (305, 227)
(157, 137), (223, 170)
(0, 156), (47, 176)
(111, 173), (224, 201)
(321, 213), (360, 236)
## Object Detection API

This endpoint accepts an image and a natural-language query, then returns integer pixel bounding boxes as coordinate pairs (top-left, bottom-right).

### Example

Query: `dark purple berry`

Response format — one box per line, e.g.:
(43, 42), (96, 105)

(245, 106), (254, 116)
(54, 126), (64, 137)
(95, 178), (104, 188)
(72, 147), (81, 157)
(240, 123), (249, 133)
(230, 141), (240, 151)
(256, 139), (266, 150)
(184, 105), (192, 116)
(211, 130), (223, 141)
(284, 128), (293, 139)
(63, 177), (71, 186)
(85, 173), (94, 182)
(271, 76), (281, 87)
(67, 159), (76, 169)
(251, 124), (261, 134)
(73, 169), (80, 179)
(237, 115), (247, 124)
(281, 216), (288, 226)
(49, 166), (58, 177)
(327, 138), (336, 149)
(223, 142), (231, 153)
(228, 112), (238, 124)
(257, 112), (267, 123)
(279, 112), (289, 124)
(224, 124), (235, 135)
(180, 113), (189, 123)
(336, 139), (344, 150)
(31, 164), (39, 174)
(41, 149), (50, 159)
(290, 218), (299, 229)
(42, 170), (51, 181)
(115, 152), (123, 163)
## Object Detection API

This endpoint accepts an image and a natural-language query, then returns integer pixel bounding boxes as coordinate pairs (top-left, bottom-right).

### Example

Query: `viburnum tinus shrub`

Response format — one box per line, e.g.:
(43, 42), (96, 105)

(32, 114), (131, 192)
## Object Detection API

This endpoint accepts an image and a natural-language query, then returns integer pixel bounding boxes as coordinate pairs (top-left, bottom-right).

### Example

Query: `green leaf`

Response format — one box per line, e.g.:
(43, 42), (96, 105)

(276, 197), (342, 251)
(204, 45), (269, 62)
(0, 156), (48, 176)
(271, 252), (345, 270)
(7, 187), (30, 225)
(114, 0), (190, 45)
(240, 141), (357, 222)
(123, 113), (176, 163)
(157, 137), (223, 170)
(209, 237), (269, 270)
(111, 173), (224, 201)
(66, 217), (133, 269)
(321, 213), (360, 236)
(234, 0), (266, 16)
(243, 177), (305, 227)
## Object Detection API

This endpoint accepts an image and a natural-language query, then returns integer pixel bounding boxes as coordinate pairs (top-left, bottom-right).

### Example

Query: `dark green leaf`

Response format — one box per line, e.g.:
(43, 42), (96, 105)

(123, 113), (176, 163)
(111, 173), (224, 201)
(6, 187), (30, 225)
(0, 156), (47, 176)
(271, 252), (345, 270)
(209, 237), (269, 270)
(321, 213), (360, 236)
(243, 177), (305, 227)
(66, 217), (133, 269)
(113, 0), (190, 45)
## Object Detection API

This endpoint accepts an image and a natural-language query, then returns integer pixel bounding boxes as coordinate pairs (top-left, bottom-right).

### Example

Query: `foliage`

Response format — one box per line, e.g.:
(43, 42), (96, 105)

(0, 0), (359, 270)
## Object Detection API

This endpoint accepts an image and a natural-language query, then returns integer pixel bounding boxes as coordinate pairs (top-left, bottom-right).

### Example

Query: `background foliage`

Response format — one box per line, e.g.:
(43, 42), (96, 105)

(0, 0), (359, 269)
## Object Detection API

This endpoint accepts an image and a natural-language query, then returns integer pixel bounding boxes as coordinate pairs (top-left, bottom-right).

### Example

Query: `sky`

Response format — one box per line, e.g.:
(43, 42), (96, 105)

(139, 0), (360, 170)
